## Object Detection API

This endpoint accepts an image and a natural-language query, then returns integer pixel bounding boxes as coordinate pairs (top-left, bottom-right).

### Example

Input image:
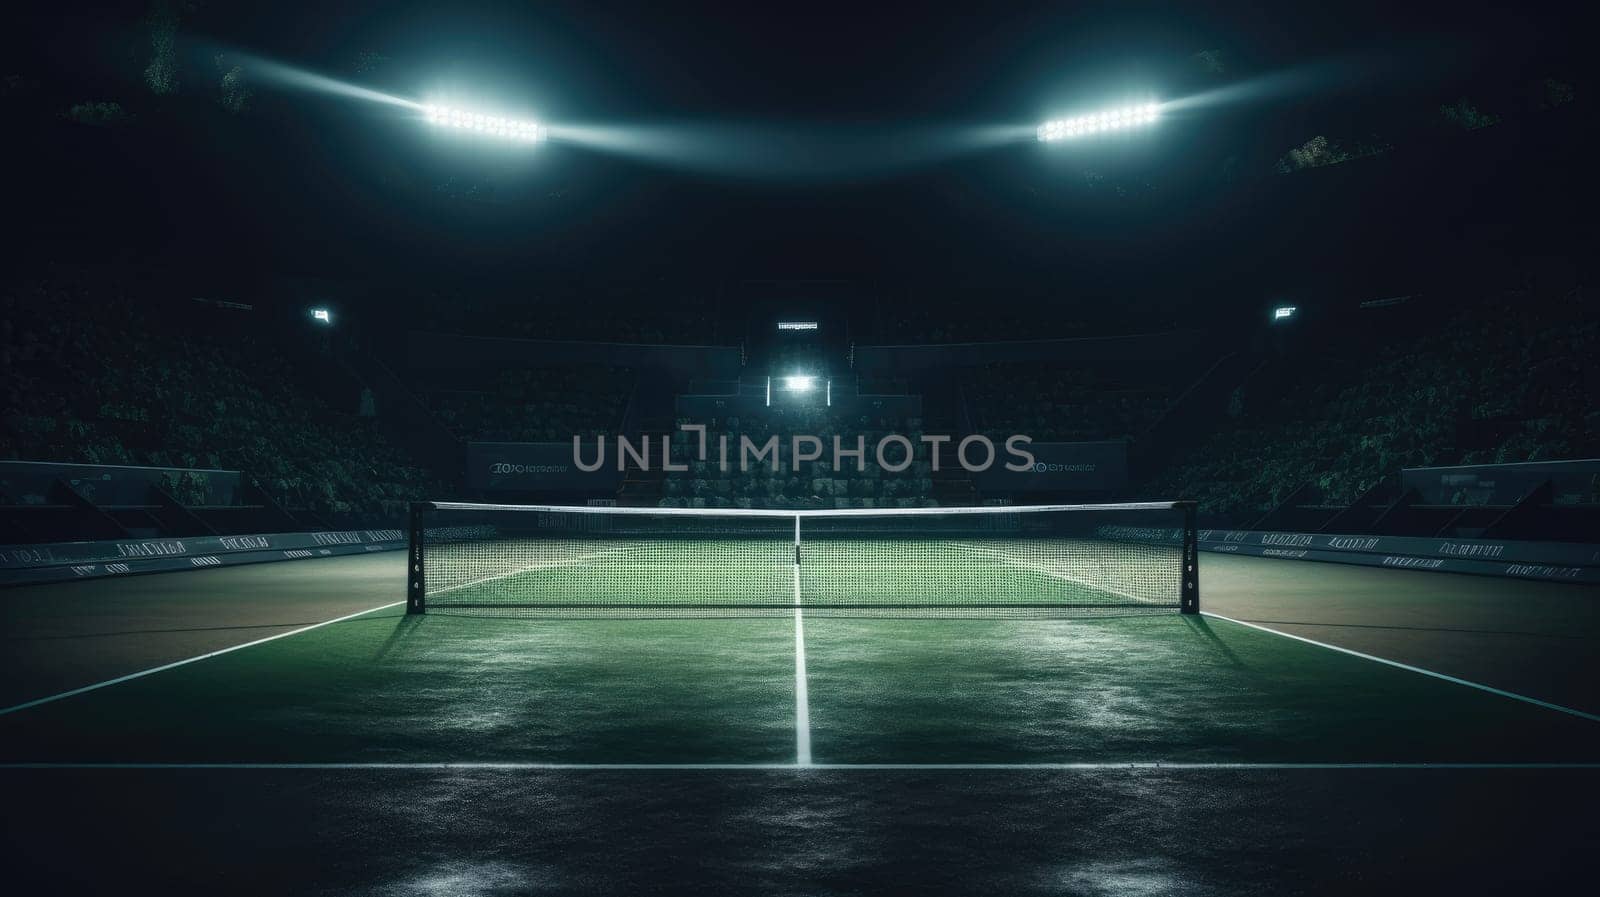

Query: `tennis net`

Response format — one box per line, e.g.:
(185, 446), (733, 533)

(407, 501), (1199, 617)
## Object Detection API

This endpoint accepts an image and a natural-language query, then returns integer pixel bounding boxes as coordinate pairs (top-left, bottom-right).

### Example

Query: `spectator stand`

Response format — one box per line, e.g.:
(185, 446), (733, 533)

(1, 268), (439, 531)
(1146, 281), (1596, 531)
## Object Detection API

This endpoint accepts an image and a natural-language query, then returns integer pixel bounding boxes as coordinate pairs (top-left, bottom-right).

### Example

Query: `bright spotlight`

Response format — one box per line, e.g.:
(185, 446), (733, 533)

(784, 376), (816, 391)
(310, 308), (332, 325)
(423, 104), (547, 143)
(1038, 102), (1160, 142)
(1272, 305), (1298, 322)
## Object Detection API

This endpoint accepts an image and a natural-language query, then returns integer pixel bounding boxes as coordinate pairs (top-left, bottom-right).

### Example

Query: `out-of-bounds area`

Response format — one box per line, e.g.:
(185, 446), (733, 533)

(1, 551), (1597, 894)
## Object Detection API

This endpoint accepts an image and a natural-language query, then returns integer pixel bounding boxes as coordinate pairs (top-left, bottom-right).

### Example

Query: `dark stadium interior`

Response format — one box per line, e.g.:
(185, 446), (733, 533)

(2, 1), (1596, 894)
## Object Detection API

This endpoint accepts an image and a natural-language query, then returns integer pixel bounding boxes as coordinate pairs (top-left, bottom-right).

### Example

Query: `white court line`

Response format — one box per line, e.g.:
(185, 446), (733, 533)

(0, 601), (405, 717)
(792, 516), (812, 766)
(794, 606), (812, 766)
(1204, 612), (1600, 724)
(953, 541), (1156, 606)
(428, 546), (649, 597)
(2, 761), (1597, 771)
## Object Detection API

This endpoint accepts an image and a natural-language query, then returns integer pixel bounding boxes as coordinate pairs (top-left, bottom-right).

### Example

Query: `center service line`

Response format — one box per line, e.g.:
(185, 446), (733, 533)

(794, 605), (813, 766)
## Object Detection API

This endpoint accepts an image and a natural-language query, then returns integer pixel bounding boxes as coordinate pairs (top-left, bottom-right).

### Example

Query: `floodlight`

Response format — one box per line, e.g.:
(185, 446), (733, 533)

(423, 104), (547, 143)
(1273, 306), (1297, 321)
(1038, 101), (1160, 142)
(784, 376), (816, 391)
(311, 308), (332, 324)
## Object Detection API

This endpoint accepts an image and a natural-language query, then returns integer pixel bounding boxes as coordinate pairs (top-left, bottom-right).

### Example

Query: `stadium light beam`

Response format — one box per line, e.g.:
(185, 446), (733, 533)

(784, 376), (816, 392)
(212, 50), (422, 111)
(310, 308), (333, 325)
(422, 104), (547, 143)
(1037, 102), (1160, 143)
(206, 48), (553, 146)
(1273, 305), (1298, 322)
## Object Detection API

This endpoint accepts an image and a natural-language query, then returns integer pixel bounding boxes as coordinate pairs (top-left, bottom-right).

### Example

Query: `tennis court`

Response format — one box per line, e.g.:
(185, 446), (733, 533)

(3, 565), (1597, 767)
(4, 518), (1599, 894)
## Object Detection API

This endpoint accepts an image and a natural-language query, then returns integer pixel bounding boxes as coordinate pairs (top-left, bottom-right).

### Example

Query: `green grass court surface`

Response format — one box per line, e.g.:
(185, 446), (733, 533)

(4, 608), (1600, 765)
(3, 552), (1598, 894)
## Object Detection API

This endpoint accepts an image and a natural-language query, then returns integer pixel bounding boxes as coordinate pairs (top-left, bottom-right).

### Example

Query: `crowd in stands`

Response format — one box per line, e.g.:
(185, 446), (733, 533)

(425, 367), (635, 443)
(657, 407), (940, 509)
(8, 268), (1591, 533)
(0, 271), (437, 527)
(1146, 285), (1597, 524)
(964, 364), (1173, 441)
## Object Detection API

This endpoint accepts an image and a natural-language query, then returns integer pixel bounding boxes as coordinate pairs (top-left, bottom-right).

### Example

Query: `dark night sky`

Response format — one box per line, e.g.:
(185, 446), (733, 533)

(9, 1), (1589, 320)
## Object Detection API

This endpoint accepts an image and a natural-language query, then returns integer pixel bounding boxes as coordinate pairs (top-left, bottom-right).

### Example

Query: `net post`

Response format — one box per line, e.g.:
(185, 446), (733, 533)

(1178, 501), (1200, 614)
(407, 501), (429, 615)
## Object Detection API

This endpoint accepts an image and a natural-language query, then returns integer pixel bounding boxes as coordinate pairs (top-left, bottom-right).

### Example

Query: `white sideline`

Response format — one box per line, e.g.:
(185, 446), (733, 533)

(428, 546), (646, 597)
(1204, 612), (1600, 724)
(953, 540), (1155, 606)
(3, 761), (1597, 771)
(0, 601), (405, 717)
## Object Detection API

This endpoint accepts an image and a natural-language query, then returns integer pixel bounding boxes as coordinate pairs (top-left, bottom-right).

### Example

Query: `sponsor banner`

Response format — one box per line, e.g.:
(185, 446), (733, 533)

(976, 441), (1128, 492)
(466, 442), (623, 492)
(1097, 524), (1600, 583)
(1199, 529), (1600, 567)
(1203, 542), (1599, 584)
(1401, 459), (1600, 506)
(0, 529), (405, 571)
(1, 539), (404, 588)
